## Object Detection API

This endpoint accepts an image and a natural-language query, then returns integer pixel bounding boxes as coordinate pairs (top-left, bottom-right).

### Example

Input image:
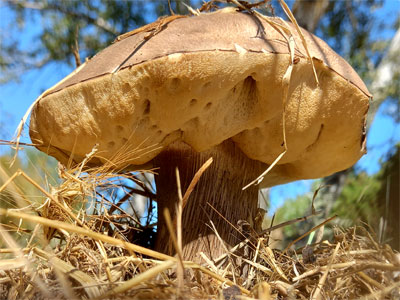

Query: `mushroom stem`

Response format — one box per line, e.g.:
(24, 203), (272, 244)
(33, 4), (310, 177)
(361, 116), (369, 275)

(154, 139), (265, 262)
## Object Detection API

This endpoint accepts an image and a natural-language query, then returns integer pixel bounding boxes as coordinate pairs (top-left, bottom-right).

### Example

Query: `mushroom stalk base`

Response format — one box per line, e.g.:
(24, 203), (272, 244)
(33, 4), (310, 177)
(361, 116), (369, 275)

(154, 140), (265, 262)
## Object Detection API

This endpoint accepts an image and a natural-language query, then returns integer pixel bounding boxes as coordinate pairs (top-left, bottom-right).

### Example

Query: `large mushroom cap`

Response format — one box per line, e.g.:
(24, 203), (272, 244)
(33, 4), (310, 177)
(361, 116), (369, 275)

(29, 8), (370, 186)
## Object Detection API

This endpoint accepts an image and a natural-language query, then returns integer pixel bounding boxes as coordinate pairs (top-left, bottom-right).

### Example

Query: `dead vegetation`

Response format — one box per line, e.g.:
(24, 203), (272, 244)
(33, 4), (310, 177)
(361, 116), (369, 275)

(1, 150), (399, 299)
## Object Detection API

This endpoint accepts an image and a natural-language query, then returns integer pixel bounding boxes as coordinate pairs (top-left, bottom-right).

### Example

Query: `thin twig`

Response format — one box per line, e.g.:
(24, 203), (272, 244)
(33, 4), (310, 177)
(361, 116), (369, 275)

(0, 207), (175, 261)
(312, 242), (340, 300)
(282, 215), (337, 255)
(163, 208), (185, 272)
(72, 24), (81, 68)
(175, 167), (184, 292)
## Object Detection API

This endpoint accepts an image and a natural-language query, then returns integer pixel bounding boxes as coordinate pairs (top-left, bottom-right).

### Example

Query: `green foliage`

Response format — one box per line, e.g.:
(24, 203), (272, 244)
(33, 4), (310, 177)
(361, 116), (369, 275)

(318, 0), (384, 78)
(1, 0), (168, 81)
(275, 145), (399, 248)
(0, 148), (59, 245)
(0, 148), (59, 210)
(375, 144), (399, 248)
(333, 145), (399, 230)
(333, 145), (399, 248)
(1, 0), (395, 85)
(274, 195), (313, 244)
(1, 0), (202, 83)
(333, 172), (381, 228)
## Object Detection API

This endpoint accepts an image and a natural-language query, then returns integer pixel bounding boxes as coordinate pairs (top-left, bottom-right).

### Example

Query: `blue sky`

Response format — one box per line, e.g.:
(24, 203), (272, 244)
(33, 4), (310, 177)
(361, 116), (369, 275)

(0, 1), (399, 213)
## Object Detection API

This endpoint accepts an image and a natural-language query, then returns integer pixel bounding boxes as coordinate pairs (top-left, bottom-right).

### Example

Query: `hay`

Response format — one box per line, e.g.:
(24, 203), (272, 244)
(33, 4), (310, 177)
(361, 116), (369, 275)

(1, 154), (399, 299)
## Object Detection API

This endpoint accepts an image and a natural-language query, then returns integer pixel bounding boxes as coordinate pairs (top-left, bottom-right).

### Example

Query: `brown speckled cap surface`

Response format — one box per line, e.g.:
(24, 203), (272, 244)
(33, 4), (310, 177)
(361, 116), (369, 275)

(52, 9), (370, 97)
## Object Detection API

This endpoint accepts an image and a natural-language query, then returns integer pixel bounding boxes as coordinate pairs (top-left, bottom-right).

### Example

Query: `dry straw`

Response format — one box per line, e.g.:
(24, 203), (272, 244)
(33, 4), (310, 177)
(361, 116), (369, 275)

(1, 173), (399, 297)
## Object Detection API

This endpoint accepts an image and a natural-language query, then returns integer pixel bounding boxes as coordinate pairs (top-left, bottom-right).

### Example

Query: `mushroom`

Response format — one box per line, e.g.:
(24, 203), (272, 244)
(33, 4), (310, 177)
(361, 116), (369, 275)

(29, 8), (370, 261)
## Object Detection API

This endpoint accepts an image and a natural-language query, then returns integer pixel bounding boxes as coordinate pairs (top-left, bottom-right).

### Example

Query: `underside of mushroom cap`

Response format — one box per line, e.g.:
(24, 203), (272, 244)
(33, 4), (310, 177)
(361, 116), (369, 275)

(29, 8), (370, 186)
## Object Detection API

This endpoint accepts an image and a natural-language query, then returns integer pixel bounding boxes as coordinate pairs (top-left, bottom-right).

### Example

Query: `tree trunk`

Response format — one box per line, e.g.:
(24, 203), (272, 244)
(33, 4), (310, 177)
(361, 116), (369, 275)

(154, 139), (264, 262)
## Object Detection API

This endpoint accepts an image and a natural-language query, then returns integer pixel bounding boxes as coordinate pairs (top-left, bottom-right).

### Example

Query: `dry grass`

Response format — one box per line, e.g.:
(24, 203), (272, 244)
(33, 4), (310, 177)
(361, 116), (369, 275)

(1, 150), (399, 299)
